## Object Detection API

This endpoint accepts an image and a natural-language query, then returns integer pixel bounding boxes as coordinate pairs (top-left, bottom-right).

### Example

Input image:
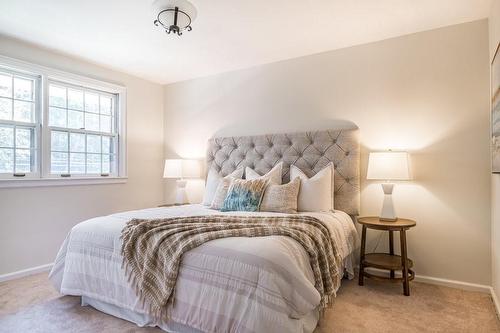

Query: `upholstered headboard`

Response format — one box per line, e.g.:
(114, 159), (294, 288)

(206, 129), (360, 215)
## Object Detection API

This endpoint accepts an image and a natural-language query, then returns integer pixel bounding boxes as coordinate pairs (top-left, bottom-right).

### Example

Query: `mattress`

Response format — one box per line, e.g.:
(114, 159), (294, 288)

(49, 204), (358, 333)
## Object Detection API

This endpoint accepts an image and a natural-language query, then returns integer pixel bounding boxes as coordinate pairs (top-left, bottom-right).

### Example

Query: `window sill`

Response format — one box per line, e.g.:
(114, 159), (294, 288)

(0, 176), (128, 189)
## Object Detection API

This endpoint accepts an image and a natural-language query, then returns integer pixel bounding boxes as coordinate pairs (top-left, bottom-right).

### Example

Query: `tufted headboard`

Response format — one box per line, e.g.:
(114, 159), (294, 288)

(206, 129), (360, 215)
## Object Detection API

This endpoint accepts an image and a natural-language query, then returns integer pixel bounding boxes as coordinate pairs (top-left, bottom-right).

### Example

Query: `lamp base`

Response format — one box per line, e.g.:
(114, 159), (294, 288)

(175, 179), (189, 205)
(379, 216), (398, 222)
(379, 183), (397, 222)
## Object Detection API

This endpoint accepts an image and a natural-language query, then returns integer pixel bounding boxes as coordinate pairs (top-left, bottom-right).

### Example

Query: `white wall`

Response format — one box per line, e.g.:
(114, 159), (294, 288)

(490, 0), (500, 302)
(164, 20), (491, 285)
(0, 36), (165, 275)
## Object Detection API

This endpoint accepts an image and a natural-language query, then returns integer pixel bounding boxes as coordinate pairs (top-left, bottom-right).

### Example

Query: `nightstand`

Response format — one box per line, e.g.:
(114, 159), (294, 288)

(357, 216), (416, 296)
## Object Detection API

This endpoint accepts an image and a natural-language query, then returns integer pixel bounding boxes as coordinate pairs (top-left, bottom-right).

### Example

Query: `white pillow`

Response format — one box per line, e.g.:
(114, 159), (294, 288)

(290, 163), (334, 212)
(245, 162), (283, 185)
(202, 168), (244, 206)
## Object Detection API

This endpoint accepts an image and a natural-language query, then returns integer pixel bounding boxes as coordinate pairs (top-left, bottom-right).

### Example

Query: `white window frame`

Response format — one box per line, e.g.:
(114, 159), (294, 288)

(0, 55), (127, 188)
(0, 67), (41, 180)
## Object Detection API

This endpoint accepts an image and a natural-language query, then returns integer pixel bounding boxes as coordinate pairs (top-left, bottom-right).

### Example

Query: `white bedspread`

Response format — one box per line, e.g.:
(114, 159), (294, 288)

(49, 204), (358, 333)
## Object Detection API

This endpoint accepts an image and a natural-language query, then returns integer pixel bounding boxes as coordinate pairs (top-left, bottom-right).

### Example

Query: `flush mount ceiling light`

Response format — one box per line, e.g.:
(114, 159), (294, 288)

(152, 0), (197, 36)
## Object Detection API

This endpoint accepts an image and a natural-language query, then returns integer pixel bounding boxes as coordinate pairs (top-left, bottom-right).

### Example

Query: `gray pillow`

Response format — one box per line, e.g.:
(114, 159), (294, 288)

(210, 177), (233, 210)
(259, 177), (301, 214)
(203, 168), (244, 206)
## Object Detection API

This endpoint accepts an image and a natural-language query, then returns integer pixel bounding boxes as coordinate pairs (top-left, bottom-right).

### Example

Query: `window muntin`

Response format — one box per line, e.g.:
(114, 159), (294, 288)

(0, 69), (38, 176)
(48, 82), (115, 133)
(49, 131), (115, 175)
(48, 82), (118, 176)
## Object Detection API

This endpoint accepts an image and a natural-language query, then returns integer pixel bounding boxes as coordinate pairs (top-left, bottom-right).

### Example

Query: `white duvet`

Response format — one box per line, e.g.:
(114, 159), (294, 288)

(49, 204), (358, 333)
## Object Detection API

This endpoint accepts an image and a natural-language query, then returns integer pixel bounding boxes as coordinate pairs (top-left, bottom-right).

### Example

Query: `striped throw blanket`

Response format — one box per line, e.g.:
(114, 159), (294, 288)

(120, 215), (342, 318)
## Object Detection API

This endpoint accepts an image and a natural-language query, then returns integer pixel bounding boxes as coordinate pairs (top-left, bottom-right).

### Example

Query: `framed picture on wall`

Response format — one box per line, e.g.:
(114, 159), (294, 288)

(492, 42), (500, 173)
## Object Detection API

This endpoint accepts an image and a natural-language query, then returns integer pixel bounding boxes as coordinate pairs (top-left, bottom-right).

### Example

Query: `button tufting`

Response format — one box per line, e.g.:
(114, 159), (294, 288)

(208, 131), (358, 215)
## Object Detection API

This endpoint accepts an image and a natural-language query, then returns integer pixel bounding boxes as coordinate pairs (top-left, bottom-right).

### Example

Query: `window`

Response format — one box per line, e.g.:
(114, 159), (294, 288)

(48, 82), (117, 176)
(0, 57), (126, 187)
(0, 70), (39, 177)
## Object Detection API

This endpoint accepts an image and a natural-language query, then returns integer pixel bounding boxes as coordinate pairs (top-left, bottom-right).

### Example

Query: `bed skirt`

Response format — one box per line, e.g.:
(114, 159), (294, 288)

(81, 296), (319, 333)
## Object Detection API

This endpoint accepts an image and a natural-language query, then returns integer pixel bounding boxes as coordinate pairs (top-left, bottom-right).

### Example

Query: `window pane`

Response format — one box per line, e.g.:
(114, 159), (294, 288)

(84, 112), (99, 131)
(70, 152), (85, 174)
(15, 149), (31, 173)
(51, 152), (68, 173)
(15, 128), (32, 148)
(51, 131), (68, 152)
(0, 98), (12, 120)
(49, 107), (67, 127)
(87, 135), (101, 153)
(70, 133), (85, 152)
(102, 154), (111, 174)
(86, 153), (100, 173)
(100, 96), (112, 115)
(49, 85), (66, 107)
(0, 148), (14, 173)
(0, 126), (13, 147)
(13, 77), (33, 101)
(100, 115), (111, 133)
(68, 110), (84, 129)
(102, 136), (111, 154)
(13, 100), (33, 122)
(0, 74), (12, 98)
(84, 92), (98, 113)
(68, 89), (83, 110)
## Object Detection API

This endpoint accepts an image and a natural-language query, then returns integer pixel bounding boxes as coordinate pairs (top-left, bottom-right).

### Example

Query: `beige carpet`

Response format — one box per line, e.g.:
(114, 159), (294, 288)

(0, 272), (499, 333)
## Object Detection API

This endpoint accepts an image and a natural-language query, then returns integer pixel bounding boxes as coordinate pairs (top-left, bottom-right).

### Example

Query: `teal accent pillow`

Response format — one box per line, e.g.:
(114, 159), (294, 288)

(221, 178), (269, 212)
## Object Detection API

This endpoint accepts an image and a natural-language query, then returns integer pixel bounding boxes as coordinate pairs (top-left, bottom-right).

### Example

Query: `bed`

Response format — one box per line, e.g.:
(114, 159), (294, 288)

(49, 129), (360, 333)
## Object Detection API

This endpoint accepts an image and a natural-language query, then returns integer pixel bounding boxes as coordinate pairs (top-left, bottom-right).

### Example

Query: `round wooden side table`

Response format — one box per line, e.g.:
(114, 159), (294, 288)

(357, 216), (416, 296)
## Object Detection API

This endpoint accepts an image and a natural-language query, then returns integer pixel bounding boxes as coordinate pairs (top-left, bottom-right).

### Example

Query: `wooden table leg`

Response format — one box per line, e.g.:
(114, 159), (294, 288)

(400, 229), (410, 296)
(358, 225), (367, 286)
(389, 230), (395, 279)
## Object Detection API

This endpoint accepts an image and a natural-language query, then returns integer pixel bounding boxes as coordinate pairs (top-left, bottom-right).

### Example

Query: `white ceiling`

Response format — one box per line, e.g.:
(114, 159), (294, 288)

(0, 0), (491, 84)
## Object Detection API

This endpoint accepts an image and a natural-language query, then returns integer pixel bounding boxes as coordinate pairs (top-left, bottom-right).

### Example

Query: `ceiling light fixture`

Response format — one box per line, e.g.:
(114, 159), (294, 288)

(152, 0), (197, 36)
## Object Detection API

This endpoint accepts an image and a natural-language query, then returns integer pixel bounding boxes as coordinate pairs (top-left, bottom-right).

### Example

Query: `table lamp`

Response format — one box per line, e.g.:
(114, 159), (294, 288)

(163, 159), (201, 204)
(367, 151), (411, 221)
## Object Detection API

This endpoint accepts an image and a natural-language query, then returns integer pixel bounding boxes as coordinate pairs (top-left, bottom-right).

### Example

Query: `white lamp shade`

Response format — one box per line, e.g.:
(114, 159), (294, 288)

(367, 152), (411, 180)
(163, 159), (201, 178)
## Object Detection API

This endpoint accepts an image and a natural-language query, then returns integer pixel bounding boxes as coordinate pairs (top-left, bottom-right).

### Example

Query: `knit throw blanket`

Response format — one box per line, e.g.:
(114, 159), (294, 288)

(120, 215), (342, 318)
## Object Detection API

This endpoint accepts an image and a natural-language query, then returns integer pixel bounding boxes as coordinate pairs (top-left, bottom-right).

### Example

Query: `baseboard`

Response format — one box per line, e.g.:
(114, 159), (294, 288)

(490, 287), (500, 318)
(363, 267), (491, 293)
(414, 274), (491, 293)
(0, 263), (53, 283)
